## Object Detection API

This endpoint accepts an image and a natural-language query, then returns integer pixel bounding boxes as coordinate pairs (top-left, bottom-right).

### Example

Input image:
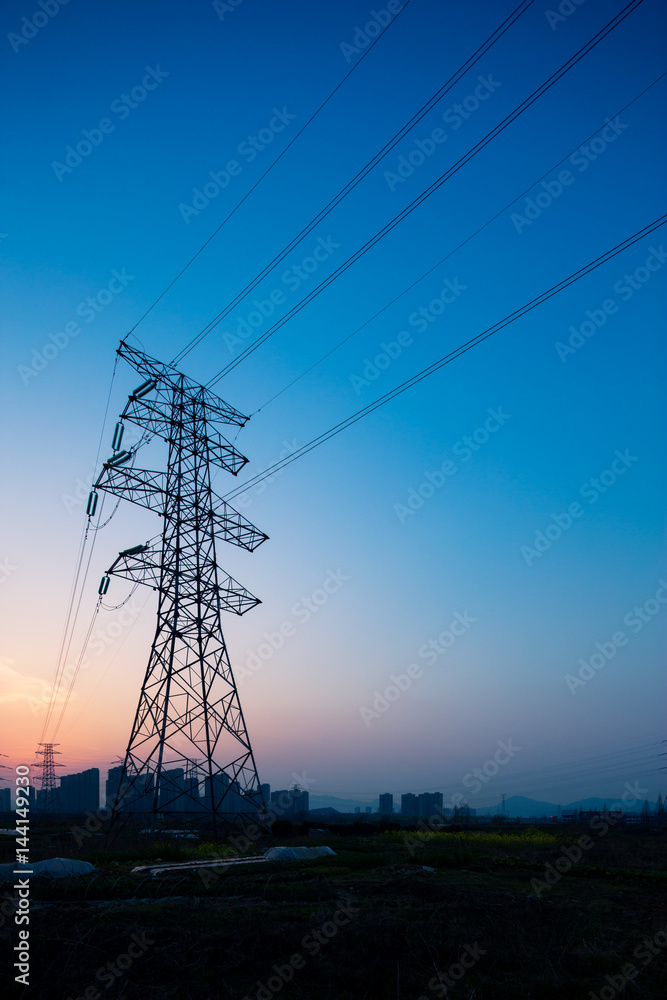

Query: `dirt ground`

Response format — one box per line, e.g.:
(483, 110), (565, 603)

(1, 823), (665, 999)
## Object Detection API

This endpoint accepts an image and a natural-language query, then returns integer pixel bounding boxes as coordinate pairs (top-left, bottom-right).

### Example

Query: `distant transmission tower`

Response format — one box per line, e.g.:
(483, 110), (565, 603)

(501, 793), (506, 819)
(34, 743), (62, 813)
(93, 342), (268, 838)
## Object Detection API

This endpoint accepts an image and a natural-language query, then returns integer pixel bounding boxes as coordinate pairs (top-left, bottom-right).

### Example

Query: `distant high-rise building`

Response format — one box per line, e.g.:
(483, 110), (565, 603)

(182, 766), (202, 809)
(419, 792), (443, 817)
(289, 786), (308, 817)
(127, 773), (154, 812)
(57, 768), (99, 814)
(105, 766), (124, 810)
(271, 786), (309, 818)
(354, 807), (360, 815)
(401, 793), (418, 816)
(260, 783), (271, 810)
(203, 772), (249, 817)
(106, 765), (153, 812)
(0, 788), (10, 811)
(379, 793), (393, 815)
(270, 789), (288, 814)
(365, 806), (371, 814)
(157, 768), (187, 811)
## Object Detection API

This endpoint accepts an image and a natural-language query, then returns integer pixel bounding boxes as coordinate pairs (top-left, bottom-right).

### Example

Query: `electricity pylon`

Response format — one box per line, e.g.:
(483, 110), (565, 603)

(94, 342), (268, 838)
(34, 743), (62, 813)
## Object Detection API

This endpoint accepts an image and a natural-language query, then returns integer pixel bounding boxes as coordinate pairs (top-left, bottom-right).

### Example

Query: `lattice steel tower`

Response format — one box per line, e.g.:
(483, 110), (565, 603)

(94, 342), (268, 836)
(34, 743), (62, 813)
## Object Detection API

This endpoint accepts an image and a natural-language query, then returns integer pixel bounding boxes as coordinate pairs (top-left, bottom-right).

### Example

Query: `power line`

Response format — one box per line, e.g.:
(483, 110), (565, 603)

(172, 0), (537, 365)
(221, 212), (666, 502)
(252, 70), (667, 415)
(50, 580), (143, 741)
(39, 429), (148, 746)
(38, 482), (126, 747)
(60, 589), (152, 742)
(205, 0), (645, 387)
(37, 358), (120, 748)
(50, 599), (102, 741)
(496, 759), (663, 792)
(481, 749), (665, 790)
(123, 1), (414, 346)
(340, 734), (665, 797)
(38, 521), (90, 748)
(38, 502), (107, 747)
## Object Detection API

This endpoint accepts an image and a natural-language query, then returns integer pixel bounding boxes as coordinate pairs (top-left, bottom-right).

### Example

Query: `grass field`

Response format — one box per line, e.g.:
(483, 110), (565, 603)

(1, 822), (666, 999)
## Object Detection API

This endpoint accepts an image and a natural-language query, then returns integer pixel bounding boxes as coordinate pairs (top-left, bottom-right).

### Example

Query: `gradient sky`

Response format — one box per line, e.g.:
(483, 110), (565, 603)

(0, 0), (665, 808)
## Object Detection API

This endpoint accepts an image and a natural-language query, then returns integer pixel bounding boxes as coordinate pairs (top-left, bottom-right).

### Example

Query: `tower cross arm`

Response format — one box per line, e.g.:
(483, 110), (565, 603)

(106, 537), (262, 614)
(118, 341), (248, 427)
(121, 394), (249, 475)
(94, 463), (166, 514)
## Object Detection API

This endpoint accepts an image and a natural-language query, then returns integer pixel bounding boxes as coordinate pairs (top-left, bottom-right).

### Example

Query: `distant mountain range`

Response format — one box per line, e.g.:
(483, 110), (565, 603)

(476, 795), (655, 818)
(308, 793), (656, 819)
(310, 795), (378, 814)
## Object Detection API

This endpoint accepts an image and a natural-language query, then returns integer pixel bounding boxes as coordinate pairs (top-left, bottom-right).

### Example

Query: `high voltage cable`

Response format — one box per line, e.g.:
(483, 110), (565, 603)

(480, 749), (665, 788)
(53, 195), (660, 741)
(405, 759), (662, 800)
(221, 213), (666, 502)
(487, 736), (665, 783)
(478, 760), (662, 789)
(40, 434), (146, 746)
(252, 70), (667, 415)
(39, 508), (106, 746)
(205, 0), (645, 387)
(91, 497), (121, 531)
(38, 358), (120, 748)
(61, 590), (152, 742)
(40, 477), (126, 745)
(50, 598), (102, 741)
(37, 512), (100, 748)
(45, 3), (650, 756)
(93, 355), (119, 482)
(172, 0), (537, 365)
(35, 733), (664, 796)
(496, 759), (663, 792)
(204, 0), (645, 388)
(40, 432), (151, 744)
(341, 735), (666, 797)
(430, 741), (660, 787)
(51, 579), (143, 742)
(122, 1), (413, 346)
(101, 582), (141, 612)
(38, 521), (90, 747)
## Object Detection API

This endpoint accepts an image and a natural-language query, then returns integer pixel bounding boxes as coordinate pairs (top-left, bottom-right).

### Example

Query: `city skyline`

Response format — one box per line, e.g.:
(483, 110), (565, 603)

(2, 729), (662, 814)
(3, 763), (660, 821)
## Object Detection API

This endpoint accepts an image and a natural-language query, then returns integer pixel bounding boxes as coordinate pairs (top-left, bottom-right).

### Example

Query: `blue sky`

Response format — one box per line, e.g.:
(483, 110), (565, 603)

(0, 0), (665, 807)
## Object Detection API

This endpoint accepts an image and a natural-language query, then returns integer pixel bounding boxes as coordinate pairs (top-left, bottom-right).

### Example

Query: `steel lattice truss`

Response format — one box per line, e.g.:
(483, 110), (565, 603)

(94, 342), (268, 835)
(34, 743), (62, 813)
